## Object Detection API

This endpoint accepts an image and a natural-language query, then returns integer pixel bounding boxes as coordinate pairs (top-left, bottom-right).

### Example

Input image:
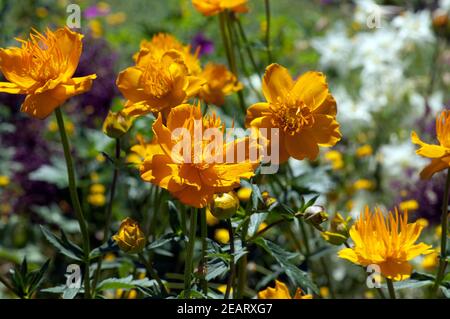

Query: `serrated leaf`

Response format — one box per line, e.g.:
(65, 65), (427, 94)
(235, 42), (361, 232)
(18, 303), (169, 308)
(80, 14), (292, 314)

(63, 287), (80, 299)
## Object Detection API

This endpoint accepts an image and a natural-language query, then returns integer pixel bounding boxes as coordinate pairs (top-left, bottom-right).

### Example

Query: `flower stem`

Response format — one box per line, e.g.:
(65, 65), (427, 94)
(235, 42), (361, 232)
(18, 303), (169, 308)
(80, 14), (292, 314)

(386, 278), (396, 299)
(236, 218), (250, 299)
(432, 168), (450, 296)
(91, 138), (121, 296)
(225, 219), (235, 299)
(55, 107), (91, 299)
(184, 208), (198, 299)
(235, 17), (261, 75)
(264, 0), (273, 65)
(138, 253), (168, 296)
(200, 208), (208, 296)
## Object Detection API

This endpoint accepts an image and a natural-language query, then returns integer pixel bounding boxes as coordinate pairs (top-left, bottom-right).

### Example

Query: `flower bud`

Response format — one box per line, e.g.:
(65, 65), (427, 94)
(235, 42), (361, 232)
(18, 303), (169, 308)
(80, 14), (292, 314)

(208, 191), (239, 220)
(303, 205), (328, 231)
(102, 110), (133, 139)
(112, 218), (146, 254)
(321, 213), (351, 245)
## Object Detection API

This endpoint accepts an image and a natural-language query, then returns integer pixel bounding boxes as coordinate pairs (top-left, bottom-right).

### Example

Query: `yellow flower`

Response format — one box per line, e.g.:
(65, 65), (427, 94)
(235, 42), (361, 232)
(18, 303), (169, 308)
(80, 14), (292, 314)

(35, 7), (49, 18)
(399, 199), (419, 212)
(192, 0), (249, 16)
(258, 222), (268, 233)
(324, 150), (344, 170)
(117, 51), (204, 119)
(422, 250), (439, 270)
(338, 206), (433, 281)
(205, 207), (219, 226)
(320, 286), (330, 298)
(245, 64), (341, 163)
(258, 280), (313, 299)
(87, 193), (106, 207)
(237, 187), (252, 202)
(353, 179), (374, 191)
(412, 110), (450, 179)
(112, 217), (146, 254)
(416, 218), (429, 228)
(214, 228), (230, 244)
(90, 183), (105, 194)
(136, 33), (202, 75)
(0, 27), (96, 119)
(356, 144), (373, 158)
(89, 20), (103, 38)
(138, 104), (259, 208)
(106, 12), (127, 25)
(199, 63), (242, 106)
(0, 175), (10, 187)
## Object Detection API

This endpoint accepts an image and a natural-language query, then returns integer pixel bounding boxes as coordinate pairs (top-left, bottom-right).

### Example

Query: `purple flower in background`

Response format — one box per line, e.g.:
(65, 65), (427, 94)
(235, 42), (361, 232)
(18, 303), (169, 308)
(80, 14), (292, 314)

(191, 33), (214, 57)
(84, 4), (111, 19)
(70, 33), (119, 127)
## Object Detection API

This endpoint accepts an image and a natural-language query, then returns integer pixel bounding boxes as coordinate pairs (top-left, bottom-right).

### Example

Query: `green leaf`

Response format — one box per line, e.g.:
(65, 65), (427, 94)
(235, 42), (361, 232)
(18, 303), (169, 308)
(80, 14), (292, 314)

(255, 237), (318, 294)
(251, 184), (264, 211)
(96, 276), (158, 292)
(247, 213), (268, 237)
(382, 279), (433, 290)
(40, 226), (83, 261)
(62, 288), (80, 299)
(89, 239), (117, 260)
(168, 201), (182, 234)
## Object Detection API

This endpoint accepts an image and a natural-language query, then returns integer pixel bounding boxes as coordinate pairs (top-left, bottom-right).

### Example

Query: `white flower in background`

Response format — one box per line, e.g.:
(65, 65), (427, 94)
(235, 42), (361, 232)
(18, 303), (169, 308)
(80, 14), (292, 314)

(439, 0), (450, 11)
(392, 10), (434, 44)
(334, 87), (372, 127)
(311, 23), (352, 74)
(241, 73), (262, 104)
(379, 140), (427, 180)
(409, 91), (444, 118)
(354, 0), (384, 26)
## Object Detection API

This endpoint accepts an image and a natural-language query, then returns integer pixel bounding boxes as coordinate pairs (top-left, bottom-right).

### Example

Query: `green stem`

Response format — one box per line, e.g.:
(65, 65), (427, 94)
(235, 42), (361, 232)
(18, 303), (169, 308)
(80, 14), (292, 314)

(184, 208), (198, 299)
(138, 253), (168, 296)
(225, 219), (236, 299)
(432, 168), (450, 296)
(55, 107), (91, 299)
(236, 218), (250, 299)
(386, 278), (396, 299)
(264, 0), (273, 65)
(235, 17), (261, 75)
(200, 209), (208, 296)
(92, 138), (121, 296)
(298, 219), (311, 257)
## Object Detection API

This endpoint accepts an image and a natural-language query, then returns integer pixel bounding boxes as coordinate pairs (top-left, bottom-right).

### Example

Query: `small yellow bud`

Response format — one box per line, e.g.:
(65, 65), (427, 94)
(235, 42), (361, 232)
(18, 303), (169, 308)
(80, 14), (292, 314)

(304, 205), (328, 230)
(214, 228), (230, 244)
(0, 175), (10, 187)
(237, 187), (252, 202)
(321, 213), (351, 245)
(102, 110), (133, 139)
(208, 192), (239, 220)
(112, 218), (146, 254)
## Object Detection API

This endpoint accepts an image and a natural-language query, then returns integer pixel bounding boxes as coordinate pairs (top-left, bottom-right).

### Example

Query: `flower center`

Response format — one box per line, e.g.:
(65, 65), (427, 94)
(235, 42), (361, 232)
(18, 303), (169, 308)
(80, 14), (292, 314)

(269, 95), (315, 135)
(141, 62), (173, 98)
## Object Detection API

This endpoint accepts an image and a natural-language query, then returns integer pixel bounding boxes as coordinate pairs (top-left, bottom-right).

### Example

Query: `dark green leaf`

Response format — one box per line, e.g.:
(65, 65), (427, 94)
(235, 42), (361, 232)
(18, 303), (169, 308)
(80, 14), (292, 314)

(40, 226), (83, 261)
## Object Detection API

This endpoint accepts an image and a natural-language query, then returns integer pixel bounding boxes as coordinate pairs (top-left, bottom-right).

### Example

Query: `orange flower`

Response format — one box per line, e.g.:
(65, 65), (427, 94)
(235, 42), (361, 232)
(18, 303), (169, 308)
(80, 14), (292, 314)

(199, 63), (242, 106)
(138, 103), (259, 208)
(411, 110), (450, 179)
(258, 280), (313, 299)
(338, 206), (433, 281)
(0, 27), (96, 119)
(117, 50), (204, 119)
(245, 64), (341, 163)
(192, 0), (249, 16)
(135, 33), (202, 75)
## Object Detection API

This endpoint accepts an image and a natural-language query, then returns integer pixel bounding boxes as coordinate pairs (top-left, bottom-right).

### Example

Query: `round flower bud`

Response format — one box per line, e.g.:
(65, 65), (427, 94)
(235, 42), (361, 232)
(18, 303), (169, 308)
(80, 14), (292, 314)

(102, 110), (133, 139)
(303, 205), (328, 231)
(208, 192), (239, 220)
(112, 217), (146, 254)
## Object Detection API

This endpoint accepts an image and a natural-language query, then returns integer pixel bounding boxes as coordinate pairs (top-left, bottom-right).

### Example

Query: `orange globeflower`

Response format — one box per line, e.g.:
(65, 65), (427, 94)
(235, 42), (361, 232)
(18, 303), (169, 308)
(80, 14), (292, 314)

(192, 0), (248, 16)
(117, 50), (204, 119)
(135, 33), (202, 76)
(338, 206), (433, 281)
(412, 110), (450, 179)
(245, 64), (341, 163)
(199, 63), (242, 106)
(0, 27), (96, 119)
(258, 280), (313, 299)
(139, 103), (259, 208)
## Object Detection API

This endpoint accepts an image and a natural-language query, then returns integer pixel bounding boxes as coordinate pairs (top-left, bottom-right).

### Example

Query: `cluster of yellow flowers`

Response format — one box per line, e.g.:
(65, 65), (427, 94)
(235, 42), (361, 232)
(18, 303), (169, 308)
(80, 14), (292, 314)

(0, 0), (446, 299)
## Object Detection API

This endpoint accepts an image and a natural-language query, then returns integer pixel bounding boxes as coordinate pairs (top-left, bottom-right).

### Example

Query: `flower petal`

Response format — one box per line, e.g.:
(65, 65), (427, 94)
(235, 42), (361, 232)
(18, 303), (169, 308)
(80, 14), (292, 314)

(262, 64), (293, 103)
(284, 130), (320, 161)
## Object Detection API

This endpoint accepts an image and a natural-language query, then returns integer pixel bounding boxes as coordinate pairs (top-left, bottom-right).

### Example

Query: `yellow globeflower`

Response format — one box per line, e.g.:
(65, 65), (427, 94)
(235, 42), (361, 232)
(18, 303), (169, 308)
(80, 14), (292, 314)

(192, 0), (249, 16)
(139, 104), (259, 208)
(245, 64), (341, 163)
(258, 280), (312, 299)
(214, 228), (230, 244)
(412, 110), (450, 179)
(136, 33), (202, 75)
(237, 187), (252, 202)
(87, 193), (106, 207)
(338, 206), (433, 281)
(353, 179), (374, 191)
(199, 63), (243, 106)
(113, 218), (146, 254)
(324, 150), (344, 170)
(399, 199), (419, 212)
(117, 51), (204, 119)
(0, 27), (96, 119)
